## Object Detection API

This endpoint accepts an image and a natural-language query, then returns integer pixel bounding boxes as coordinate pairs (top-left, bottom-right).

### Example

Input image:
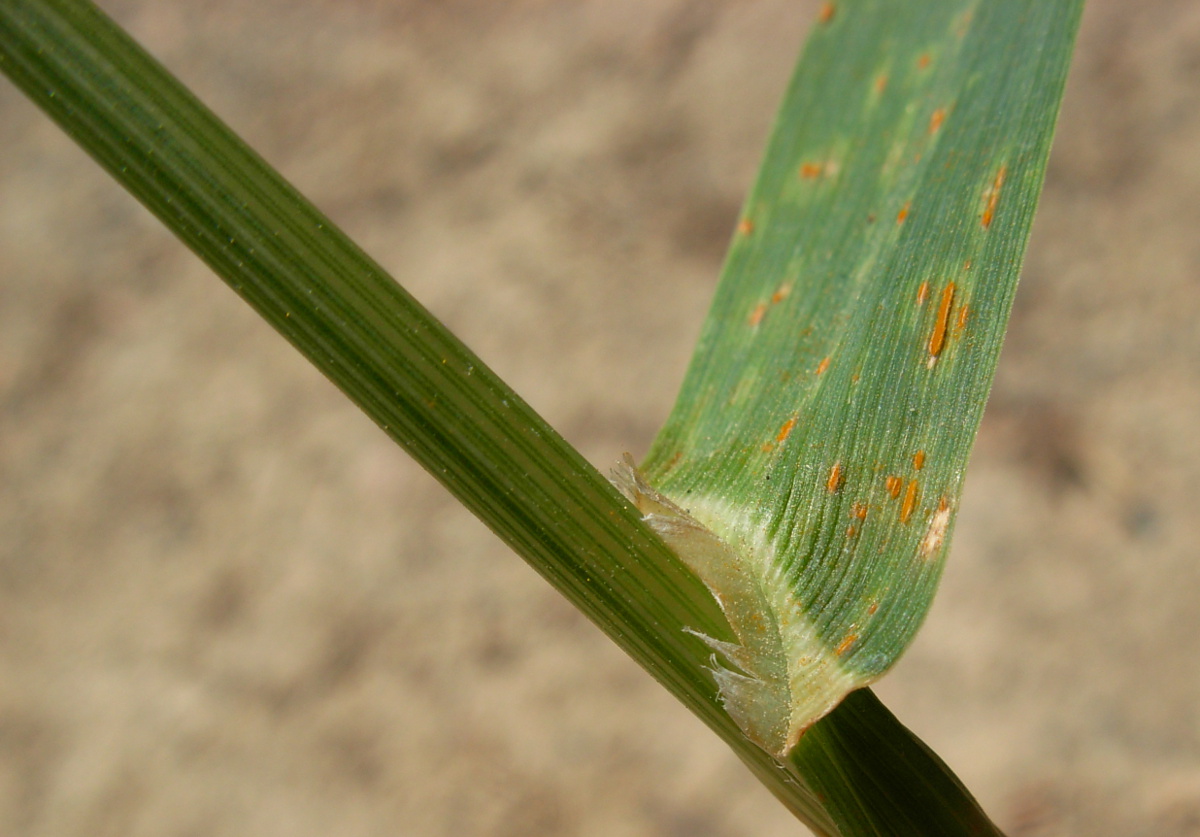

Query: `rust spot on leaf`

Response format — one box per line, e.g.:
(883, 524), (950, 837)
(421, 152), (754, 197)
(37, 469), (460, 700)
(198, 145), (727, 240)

(826, 463), (844, 493)
(851, 502), (868, 520)
(816, 356), (831, 376)
(886, 475), (903, 499)
(956, 303), (970, 331)
(867, 600), (879, 616)
(771, 285), (790, 304)
(737, 217), (755, 236)
(800, 162), (824, 179)
(917, 53), (931, 70)
(982, 165), (1007, 228)
(956, 10), (975, 37)
(874, 74), (888, 94)
(900, 480), (919, 523)
(748, 303), (767, 327)
(835, 633), (859, 656)
(776, 417), (797, 444)
(897, 201), (911, 223)
(928, 108), (946, 134)
(917, 281), (930, 306)
(818, 2), (836, 23)
(913, 450), (926, 471)
(846, 524), (858, 539)
(928, 282), (956, 358)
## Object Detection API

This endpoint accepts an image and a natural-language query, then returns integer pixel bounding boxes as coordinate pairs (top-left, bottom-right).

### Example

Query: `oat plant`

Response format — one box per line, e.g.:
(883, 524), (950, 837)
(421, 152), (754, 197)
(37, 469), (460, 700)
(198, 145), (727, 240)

(0, 0), (1083, 834)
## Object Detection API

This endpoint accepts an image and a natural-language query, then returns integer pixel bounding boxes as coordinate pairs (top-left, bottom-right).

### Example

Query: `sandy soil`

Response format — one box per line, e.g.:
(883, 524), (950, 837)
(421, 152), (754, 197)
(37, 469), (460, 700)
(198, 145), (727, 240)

(2, 1), (1199, 835)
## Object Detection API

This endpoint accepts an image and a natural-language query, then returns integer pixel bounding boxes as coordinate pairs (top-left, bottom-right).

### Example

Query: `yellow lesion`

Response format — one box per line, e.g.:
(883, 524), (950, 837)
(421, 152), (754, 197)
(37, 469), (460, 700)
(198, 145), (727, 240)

(748, 302), (767, 327)
(982, 164), (1007, 228)
(928, 107), (946, 134)
(920, 498), (953, 558)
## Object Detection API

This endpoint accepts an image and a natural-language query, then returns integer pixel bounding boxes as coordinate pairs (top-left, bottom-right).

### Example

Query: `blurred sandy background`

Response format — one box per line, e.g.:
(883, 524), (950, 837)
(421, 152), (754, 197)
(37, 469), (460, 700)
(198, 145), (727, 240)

(2, 1), (1199, 834)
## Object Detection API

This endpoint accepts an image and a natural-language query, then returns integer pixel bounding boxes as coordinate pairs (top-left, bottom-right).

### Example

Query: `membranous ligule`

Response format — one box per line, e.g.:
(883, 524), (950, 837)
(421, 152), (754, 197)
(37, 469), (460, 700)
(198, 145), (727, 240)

(614, 457), (863, 756)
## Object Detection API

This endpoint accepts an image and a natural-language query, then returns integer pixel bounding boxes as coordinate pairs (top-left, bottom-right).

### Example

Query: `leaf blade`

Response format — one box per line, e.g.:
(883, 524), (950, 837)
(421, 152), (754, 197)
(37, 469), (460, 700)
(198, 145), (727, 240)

(638, 0), (1083, 751)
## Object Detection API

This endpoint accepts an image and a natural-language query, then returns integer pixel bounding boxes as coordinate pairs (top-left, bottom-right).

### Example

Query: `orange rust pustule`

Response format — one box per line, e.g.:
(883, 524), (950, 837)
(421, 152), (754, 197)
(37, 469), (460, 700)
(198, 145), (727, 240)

(851, 502), (868, 520)
(818, 2), (836, 23)
(874, 74), (888, 94)
(771, 285), (790, 304)
(748, 303), (767, 327)
(867, 601), (880, 616)
(929, 282), (956, 357)
(815, 356), (831, 376)
(916, 280), (930, 306)
(800, 162), (823, 179)
(982, 165), (1007, 228)
(956, 303), (970, 331)
(928, 108), (946, 134)
(913, 450), (926, 470)
(900, 480), (919, 523)
(917, 53), (931, 69)
(737, 218), (755, 236)
(897, 201), (911, 223)
(835, 633), (859, 656)
(826, 463), (844, 493)
(776, 417), (797, 444)
(885, 475), (902, 498)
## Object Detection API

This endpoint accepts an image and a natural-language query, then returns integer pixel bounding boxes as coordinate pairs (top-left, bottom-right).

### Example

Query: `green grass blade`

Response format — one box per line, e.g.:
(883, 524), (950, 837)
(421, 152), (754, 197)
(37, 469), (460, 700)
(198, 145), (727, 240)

(628, 0), (1083, 759)
(0, 0), (736, 782)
